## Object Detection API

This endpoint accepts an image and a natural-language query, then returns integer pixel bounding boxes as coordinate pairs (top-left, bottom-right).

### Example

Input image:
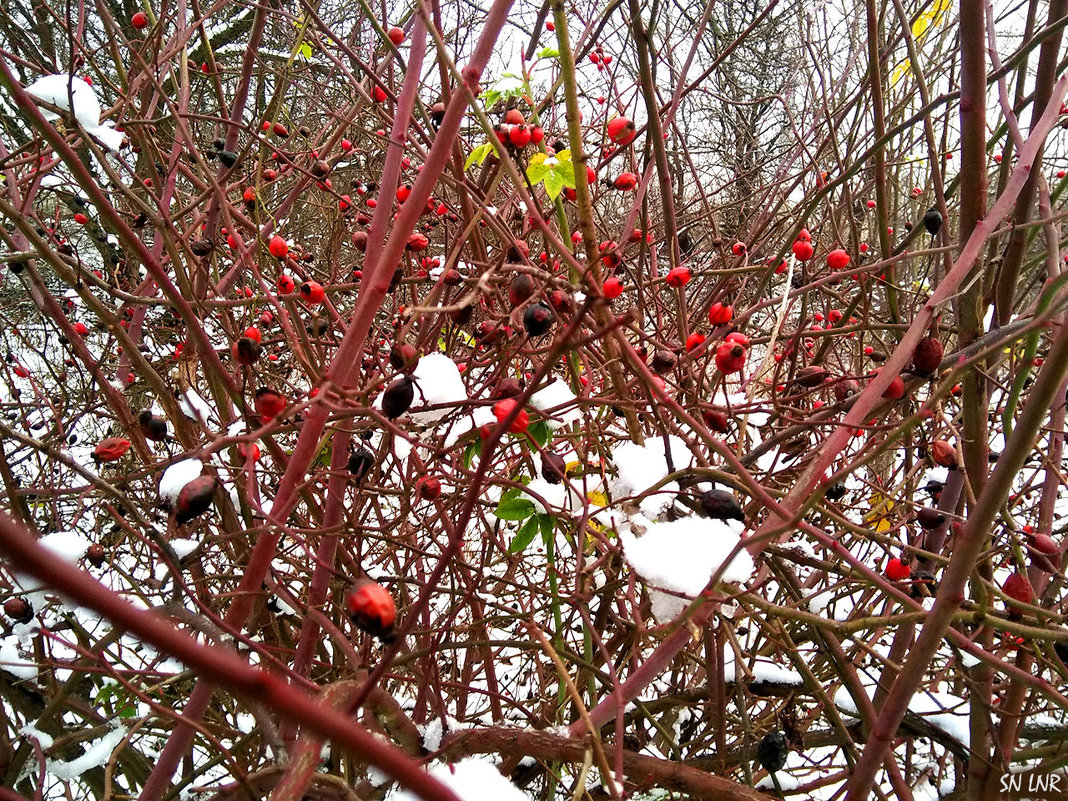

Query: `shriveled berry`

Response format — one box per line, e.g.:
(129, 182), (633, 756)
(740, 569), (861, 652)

(916, 507), (945, 530)
(541, 450), (567, 484)
(509, 273), (536, 306)
(347, 446), (375, 481)
(138, 410), (168, 441)
(175, 475), (218, 524)
(381, 375), (415, 419)
(523, 302), (554, 337)
(756, 731), (789, 774)
(3, 597), (33, 624)
(911, 336), (944, 375)
(698, 489), (744, 522)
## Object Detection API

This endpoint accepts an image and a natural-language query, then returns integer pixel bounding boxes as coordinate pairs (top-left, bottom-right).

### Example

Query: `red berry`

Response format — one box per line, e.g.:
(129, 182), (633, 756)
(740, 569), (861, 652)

(686, 332), (706, 352)
(74, 212), (88, 225)
(602, 277), (623, 299)
(387, 26), (405, 45)
(877, 370), (906, 400)
(268, 235), (289, 259)
(93, 437), (131, 462)
(509, 124), (532, 148)
(792, 239), (814, 261)
(827, 249), (850, 270)
(708, 302), (733, 325)
(885, 558), (911, 581)
(665, 266), (691, 287)
(372, 85), (388, 102)
(131, 11), (148, 29)
(255, 387), (287, 422)
(300, 281), (325, 304)
(607, 116), (636, 145)
(277, 275), (295, 294)
(715, 341), (747, 374)
(493, 399), (529, 433)
(612, 172), (637, 190)
(416, 476), (442, 500)
(1003, 571), (1034, 606)
(346, 579), (396, 638)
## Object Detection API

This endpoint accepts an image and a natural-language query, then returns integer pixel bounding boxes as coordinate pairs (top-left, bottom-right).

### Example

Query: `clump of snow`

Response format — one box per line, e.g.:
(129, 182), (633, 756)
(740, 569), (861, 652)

(618, 516), (752, 595)
(23, 75), (124, 151)
(168, 539), (199, 560)
(522, 478), (570, 515)
(48, 724), (126, 780)
(834, 685), (969, 746)
(387, 758), (529, 801)
(412, 353), (467, 423)
(611, 436), (693, 499)
(648, 588), (690, 622)
(529, 379), (580, 430)
(722, 652), (803, 686)
(39, 530), (91, 562)
(420, 716), (470, 752)
(159, 459), (203, 506)
(0, 638), (38, 680)
(178, 388), (214, 425)
(756, 772), (800, 791)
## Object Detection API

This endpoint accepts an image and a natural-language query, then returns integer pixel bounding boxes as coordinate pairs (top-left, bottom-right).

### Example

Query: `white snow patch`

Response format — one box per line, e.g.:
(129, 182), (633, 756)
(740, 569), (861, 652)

(387, 757), (529, 801)
(756, 772), (800, 791)
(611, 436), (693, 499)
(159, 459), (203, 506)
(169, 538), (199, 560)
(619, 516), (752, 595)
(0, 638), (37, 680)
(411, 353), (467, 423)
(834, 685), (969, 746)
(48, 724), (126, 780)
(23, 75), (124, 151)
(529, 379), (580, 430)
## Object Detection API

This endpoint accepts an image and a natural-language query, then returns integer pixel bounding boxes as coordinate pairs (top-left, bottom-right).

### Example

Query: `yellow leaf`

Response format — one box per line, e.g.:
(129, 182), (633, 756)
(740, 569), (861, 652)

(587, 490), (608, 508)
(891, 59), (911, 87)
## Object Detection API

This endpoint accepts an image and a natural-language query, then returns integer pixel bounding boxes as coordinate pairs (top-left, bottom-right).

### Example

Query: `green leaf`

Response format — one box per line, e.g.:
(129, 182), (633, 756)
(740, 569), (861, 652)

(556, 159), (575, 187)
(544, 170), (565, 200)
(464, 142), (494, 171)
(528, 419), (550, 447)
(463, 438), (480, 469)
(480, 89), (503, 108)
(509, 516), (540, 553)
(297, 42), (313, 60)
(538, 47), (560, 58)
(495, 496), (536, 520)
(527, 153), (549, 185)
(538, 513), (555, 545)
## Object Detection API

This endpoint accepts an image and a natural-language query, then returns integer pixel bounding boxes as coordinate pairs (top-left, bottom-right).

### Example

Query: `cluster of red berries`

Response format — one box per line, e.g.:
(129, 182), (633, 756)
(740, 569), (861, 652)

(494, 109), (544, 149)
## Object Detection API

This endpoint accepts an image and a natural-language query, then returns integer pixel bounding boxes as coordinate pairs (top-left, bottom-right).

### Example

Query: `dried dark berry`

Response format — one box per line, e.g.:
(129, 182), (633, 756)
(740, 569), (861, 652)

(347, 446), (375, 481)
(381, 375), (415, 419)
(175, 475), (218, 524)
(825, 482), (847, 501)
(757, 731), (789, 773)
(541, 451), (567, 484)
(523, 302), (554, 337)
(699, 489), (745, 522)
